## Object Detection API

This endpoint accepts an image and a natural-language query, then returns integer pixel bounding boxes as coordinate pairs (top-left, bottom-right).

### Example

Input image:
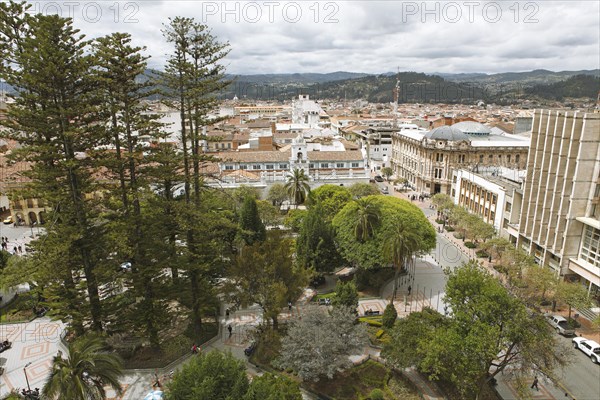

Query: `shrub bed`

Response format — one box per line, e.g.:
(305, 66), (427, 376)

(445, 226), (455, 232)
(464, 241), (477, 249)
(476, 250), (490, 258)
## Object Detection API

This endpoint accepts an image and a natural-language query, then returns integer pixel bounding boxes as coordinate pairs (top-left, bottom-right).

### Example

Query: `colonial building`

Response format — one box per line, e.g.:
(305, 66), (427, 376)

(392, 121), (529, 195)
(213, 134), (369, 194)
(517, 110), (600, 299)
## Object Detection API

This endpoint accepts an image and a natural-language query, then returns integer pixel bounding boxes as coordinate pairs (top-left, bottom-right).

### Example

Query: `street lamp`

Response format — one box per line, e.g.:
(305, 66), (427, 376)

(24, 361), (32, 392)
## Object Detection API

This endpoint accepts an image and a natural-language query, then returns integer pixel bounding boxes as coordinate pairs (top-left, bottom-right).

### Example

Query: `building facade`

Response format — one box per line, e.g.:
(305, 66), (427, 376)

(453, 168), (524, 233)
(392, 121), (529, 195)
(517, 110), (600, 298)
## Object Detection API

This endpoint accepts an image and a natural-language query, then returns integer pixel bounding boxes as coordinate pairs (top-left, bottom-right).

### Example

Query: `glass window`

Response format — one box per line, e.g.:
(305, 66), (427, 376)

(266, 164), (274, 170)
(224, 165), (233, 170)
(320, 163), (329, 168)
(336, 163), (344, 168)
(580, 226), (600, 267)
(351, 162), (359, 168)
(252, 165), (261, 170)
(279, 164), (288, 169)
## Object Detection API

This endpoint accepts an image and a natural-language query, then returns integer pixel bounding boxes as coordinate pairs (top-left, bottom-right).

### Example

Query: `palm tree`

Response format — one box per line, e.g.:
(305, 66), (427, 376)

(43, 336), (123, 400)
(353, 198), (380, 242)
(285, 169), (310, 208)
(383, 221), (420, 303)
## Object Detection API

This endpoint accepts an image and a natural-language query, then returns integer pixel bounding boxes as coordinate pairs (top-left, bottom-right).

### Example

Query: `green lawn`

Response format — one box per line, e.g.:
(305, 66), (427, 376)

(0, 293), (36, 323)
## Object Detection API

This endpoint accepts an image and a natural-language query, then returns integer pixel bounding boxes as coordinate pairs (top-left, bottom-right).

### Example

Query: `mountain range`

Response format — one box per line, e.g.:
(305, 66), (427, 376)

(3, 69), (598, 104)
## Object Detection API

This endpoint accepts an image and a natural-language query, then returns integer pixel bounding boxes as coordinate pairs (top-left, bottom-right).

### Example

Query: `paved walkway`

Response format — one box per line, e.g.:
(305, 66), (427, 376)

(0, 318), (67, 397)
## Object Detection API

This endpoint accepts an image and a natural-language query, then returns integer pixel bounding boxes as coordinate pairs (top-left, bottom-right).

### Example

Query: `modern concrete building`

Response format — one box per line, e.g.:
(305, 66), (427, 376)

(517, 110), (600, 298)
(392, 121), (529, 195)
(452, 167), (525, 233)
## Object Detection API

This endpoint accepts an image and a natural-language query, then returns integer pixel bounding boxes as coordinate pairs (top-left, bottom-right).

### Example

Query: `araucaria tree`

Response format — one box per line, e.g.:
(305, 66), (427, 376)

(0, 4), (106, 331)
(383, 262), (570, 400)
(161, 16), (231, 338)
(1, 1), (234, 353)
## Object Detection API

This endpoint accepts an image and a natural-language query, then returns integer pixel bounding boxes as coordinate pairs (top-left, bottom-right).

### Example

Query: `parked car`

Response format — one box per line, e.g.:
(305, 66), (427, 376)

(380, 187), (389, 194)
(572, 337), (600, 364)
(374, 175), (384, 182)
(3, 216), (12, 225)
(547, 315), (575, 336)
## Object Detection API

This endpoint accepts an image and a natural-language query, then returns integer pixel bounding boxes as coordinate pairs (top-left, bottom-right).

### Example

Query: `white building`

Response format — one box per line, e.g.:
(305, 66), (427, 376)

(453, 167), (525, 234)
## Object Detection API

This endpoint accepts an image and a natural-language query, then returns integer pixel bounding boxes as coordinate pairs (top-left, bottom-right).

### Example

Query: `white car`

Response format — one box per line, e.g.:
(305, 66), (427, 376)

(572, 337), (600, 364)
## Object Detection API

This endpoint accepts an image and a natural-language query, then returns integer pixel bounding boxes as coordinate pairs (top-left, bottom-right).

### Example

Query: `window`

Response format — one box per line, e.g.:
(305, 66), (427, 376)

(224, 165), (234, 170)
(320, 163), (329, 168)
(505, 202), (512, 212)
(336, 163), (344, 168)
(279, 164), (288, 169)
(309, 163), (315, 168)
(488, 154), (493, 163)
(227, 143), (231, 149)
(252, 165), (261, 170)
(266, 164), (274, 170)
(240, 165), (247, 170)
(580, 226), (600, 268)
(436, 153), (443, 162)
(479, 155), (484, 163)
(515, 154), (520, 164)
(351, 162), (359, 168)
(459, 154), (465, 163)
(507, 154), (511, 163)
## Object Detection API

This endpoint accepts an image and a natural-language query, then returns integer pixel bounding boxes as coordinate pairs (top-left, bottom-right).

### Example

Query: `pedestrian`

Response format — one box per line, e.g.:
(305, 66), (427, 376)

(531, 376), (539, 391)
(288, 301), (292, 311)
(18, 245), (22, 254)
(407, 285), (412, 296)
(225, 308), (230, 319)
(191, 343), (198, 354)
(154, 370), (161, 388)
(227, 324), (232, 337)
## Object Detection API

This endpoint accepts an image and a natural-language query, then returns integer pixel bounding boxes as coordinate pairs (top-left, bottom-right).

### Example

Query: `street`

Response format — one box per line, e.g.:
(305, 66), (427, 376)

(556, 334), (600, 399)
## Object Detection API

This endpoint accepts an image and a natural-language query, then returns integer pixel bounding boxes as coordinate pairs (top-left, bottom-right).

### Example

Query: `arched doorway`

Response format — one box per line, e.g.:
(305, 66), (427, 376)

(28, 211), (37, 225)
(39, 211), (46, 225)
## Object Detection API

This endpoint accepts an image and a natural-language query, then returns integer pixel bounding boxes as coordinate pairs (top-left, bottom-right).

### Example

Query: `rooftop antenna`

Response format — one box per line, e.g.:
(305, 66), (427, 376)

(392, 67), (400, 128)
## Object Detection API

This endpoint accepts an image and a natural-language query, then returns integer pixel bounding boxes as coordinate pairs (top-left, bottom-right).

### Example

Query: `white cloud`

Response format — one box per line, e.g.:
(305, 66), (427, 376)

(25, 0), (600, 74)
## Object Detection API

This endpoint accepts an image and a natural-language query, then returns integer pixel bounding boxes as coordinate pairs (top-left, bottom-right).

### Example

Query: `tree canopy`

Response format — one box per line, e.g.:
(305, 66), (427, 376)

(348, 183), (380, 198)
(226, 232), (308, 328)
(296, 204), (344, 273)
(244, 373), (302, 400)
(332, 196), (436, 269)
(165, 351), (249, 400)
(308, 184), (352, 220)
(275, 306), (367, 381)
(383, 262), (569, 399)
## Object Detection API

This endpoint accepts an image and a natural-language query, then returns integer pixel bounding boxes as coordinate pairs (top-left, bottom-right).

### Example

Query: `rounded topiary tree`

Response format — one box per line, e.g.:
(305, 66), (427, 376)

(370, 388), (384, 400)
(332, 196), (436, 270)
(382, 303), (398, 329)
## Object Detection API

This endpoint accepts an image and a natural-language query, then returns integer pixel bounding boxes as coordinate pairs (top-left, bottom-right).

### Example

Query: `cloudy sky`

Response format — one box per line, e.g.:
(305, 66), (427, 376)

(23, 0), (600, 74)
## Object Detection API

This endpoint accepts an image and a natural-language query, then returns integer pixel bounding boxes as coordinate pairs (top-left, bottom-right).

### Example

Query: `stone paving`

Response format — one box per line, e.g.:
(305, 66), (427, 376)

(0, 318), (66, 397)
